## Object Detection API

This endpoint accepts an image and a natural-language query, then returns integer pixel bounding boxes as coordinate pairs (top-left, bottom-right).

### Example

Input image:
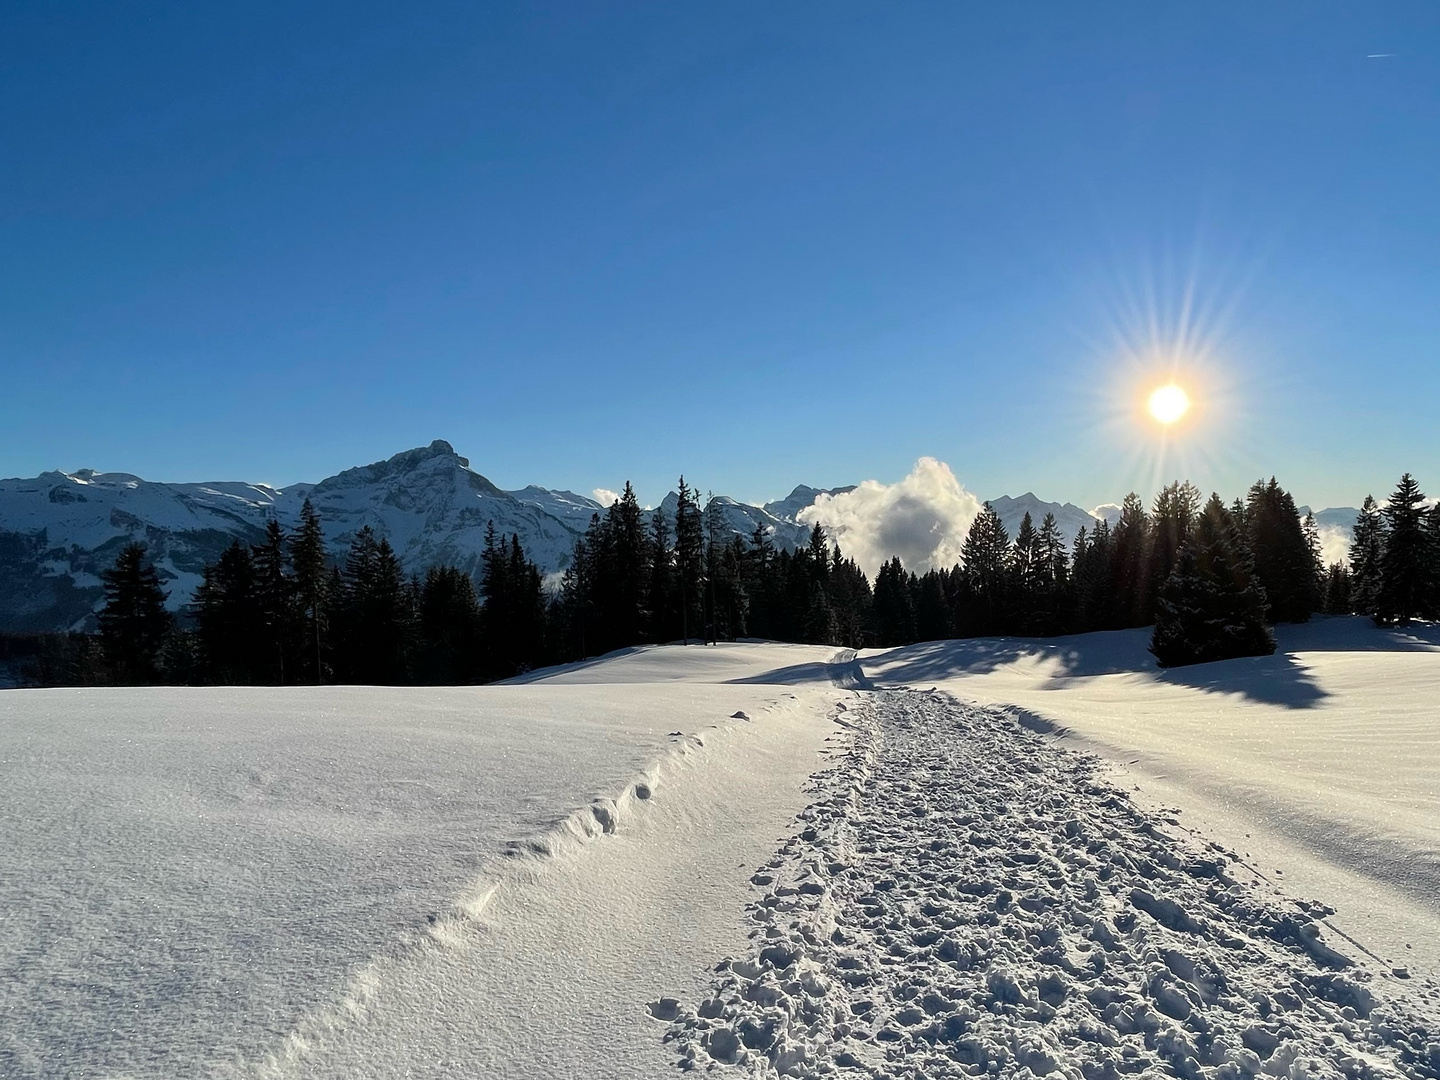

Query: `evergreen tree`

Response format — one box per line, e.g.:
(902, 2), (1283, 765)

(957, 504), (1010, 635)
(673, 478), (704, 644)
(289, 498), (329, 683)
(1348, 496), (1384, 619)
(1150, 495), (1275, 667)
(1109, 493), (1152, 628)
(1376, 473), (1431, 626)
(1069, 521), (1114, 634)
(872, 557), (917, 646)
(1009, 513), (1043, 634)
(1147, 482), (1201, 614)
(646, 508), (675, 642)
(1322, 562), (1352, 615)
(252, 519), (296, 684)
(194, 540), (263, 683)
(336, 527), (414, 683)
(1302, 512), (1326, 613)
(416, 566), (482, 684)
(1032, 512), (1071, 636)
(97, 543), (171, 684)
(1245, 478), (1314, 623)
(912, 569), (952, 642)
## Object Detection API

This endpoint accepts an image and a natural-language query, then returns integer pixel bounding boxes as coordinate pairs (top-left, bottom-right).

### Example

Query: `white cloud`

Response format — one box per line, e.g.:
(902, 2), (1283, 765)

(798, 457), (982, 578)
(592, 488), (620, 507)
(1316, 524), (1351, 568)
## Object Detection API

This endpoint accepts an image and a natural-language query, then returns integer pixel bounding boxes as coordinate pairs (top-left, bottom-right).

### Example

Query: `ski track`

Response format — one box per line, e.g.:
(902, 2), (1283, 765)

(662, 689), (1440, 1079)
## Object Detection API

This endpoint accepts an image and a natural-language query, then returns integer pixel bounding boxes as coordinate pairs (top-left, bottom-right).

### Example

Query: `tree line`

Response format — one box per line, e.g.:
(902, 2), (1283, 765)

(14, 471), (1440, 686)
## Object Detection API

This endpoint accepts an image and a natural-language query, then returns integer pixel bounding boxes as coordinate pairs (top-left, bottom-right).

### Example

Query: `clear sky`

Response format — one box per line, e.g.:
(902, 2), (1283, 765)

(2, 3), (1436, 510)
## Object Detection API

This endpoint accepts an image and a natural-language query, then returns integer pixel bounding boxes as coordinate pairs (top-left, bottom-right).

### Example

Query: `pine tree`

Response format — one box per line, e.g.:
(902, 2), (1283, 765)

(1147, 482), (1201, 615)
(252, 519), (296, 684)
(673, 478), (704, 644)
(1376, 473), (1431, 626)
(194, 540), (263, 683)
(1302, 512), (1326, 613)
(1322, 562), (1352, 615)
(289, 498), (329, 684)
(1009, 512), (1043, 634)
(1150, 495), (1275, 667)
(646, 509), (674, 642)
(1348, 496), (1384, 619)
(912, 569), (952, 642)
(1245, 478), (1313, 623)
(1109, 493), (1152, 628)
(416, 565), (482, 684)
(1033, 512), (1071, 636)
(872, 557), (916, 646)
(97, 543), (171, 684)
(957, 503), (1010, 635)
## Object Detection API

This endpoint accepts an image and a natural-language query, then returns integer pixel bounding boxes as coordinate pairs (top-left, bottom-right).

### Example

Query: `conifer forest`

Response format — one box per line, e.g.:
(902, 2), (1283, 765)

(15, 472), (1440, 687)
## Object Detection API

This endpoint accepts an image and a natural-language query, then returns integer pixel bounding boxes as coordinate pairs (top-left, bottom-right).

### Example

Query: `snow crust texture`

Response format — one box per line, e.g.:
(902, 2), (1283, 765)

(664, 689), (1440, 1079)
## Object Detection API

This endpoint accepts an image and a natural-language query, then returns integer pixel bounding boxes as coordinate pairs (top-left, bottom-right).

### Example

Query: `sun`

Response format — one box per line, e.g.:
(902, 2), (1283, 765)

(1147, 383), (1190, 425)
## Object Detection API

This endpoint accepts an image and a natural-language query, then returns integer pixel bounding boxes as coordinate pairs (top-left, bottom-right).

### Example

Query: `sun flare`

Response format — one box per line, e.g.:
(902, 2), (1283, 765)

(1147, 384), (1190, 426)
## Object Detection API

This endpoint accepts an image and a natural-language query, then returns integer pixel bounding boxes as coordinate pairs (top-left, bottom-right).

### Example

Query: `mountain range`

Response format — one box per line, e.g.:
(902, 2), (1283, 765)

(0, 440), (1359, 633)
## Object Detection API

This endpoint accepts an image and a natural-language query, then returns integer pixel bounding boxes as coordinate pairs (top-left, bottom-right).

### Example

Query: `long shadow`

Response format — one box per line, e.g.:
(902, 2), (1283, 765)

(856, 617), (1440, 710)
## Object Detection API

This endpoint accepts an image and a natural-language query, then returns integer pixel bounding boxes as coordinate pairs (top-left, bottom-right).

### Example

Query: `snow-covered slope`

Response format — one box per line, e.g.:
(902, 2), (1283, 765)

(505, 485), (606, 530)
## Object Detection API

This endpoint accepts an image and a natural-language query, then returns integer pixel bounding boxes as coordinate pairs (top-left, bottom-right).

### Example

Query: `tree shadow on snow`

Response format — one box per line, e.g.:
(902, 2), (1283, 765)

(852, 620), (1440, 709)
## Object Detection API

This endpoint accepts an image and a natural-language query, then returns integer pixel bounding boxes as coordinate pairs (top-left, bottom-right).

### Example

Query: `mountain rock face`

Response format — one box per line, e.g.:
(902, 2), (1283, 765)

(986, 493), (1103, 545)
(0, 441), (1362, 633)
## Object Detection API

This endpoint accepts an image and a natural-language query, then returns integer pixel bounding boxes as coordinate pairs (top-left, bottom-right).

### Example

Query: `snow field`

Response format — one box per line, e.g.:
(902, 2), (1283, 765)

(0, 644), (843, 1079)
(666, 690), (1440, 1078)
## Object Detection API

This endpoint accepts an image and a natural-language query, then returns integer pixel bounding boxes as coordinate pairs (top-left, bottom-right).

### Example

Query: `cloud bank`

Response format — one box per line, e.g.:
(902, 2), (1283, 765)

(798, 458), (983, 578)
(592, 488), (620, 507)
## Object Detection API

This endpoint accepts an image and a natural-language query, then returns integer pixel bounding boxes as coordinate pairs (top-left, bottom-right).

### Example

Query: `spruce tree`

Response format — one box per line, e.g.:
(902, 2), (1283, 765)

(1302, 512), (1326, 613)
(1323, 563), (1352, 615)
(1348, 496), (1384, 619)
(289, 498), (329, 684)
(1244, 478), (1313, 623)
(673, 478), (704, 644)
(872, 557), (916, 646)
(252, 519), (295, 684)
(1009, 512), (1043, 634)
(194, 540), (263, 683)
(1033, 512), (1071, 636)
(416, 565), (482, 684)
(1376, 473), (1431, 626)
(97, 543), (171, 684)
(958, 504), (1010, 635)
(1109, 493), (1152, 628)
(1150, 495), (1275, 667)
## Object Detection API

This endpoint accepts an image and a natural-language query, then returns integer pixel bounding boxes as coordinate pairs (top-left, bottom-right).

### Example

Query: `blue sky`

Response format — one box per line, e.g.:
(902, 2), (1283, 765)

(2, 3), (1436, 510)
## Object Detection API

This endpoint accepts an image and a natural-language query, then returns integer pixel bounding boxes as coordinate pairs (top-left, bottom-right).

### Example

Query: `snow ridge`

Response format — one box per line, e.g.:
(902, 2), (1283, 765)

(662, 690), (1438, 1078)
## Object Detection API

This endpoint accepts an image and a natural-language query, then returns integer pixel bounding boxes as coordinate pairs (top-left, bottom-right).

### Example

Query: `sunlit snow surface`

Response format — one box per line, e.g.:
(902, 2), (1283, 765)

(0, 644), (841, 1078)
(863, 617), (1440, 976)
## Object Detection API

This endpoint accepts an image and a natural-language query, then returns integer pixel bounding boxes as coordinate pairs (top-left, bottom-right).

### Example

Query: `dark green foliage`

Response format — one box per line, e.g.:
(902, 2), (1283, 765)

(956, 503), (1009, 635)
(98, 543), (171, 684)
(1322, 563), (1352, 615)
(1348, 496), (1384, 619)
(194, 540), (264, 683)
(674, 478), (704, 644)
(1245, 478), (1314, 623)
(289, 499), (330, 684)
(1109, 494), (1152, 628)
(416, 565), (482, 684)
(1150, 495), (1275, 668)
(252, 519), (297, 684)
(335, 527), (415, 684)
(1376, 473), (1431, 626)
(872, 557), (917, 646)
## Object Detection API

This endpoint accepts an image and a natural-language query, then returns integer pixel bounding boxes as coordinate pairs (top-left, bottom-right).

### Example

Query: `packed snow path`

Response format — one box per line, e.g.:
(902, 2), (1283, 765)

(664, 689), (1440, 1078)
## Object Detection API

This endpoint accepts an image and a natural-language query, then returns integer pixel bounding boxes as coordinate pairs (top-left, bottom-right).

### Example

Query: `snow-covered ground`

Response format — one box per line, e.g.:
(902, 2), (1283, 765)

(863, 618), (1440, 987)
(4, 626), (1439, 1079)
(0, 644), (848, 1078)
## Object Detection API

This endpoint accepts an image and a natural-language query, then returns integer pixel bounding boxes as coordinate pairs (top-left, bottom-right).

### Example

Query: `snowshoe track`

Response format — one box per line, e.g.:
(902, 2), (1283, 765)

(662, 689), (1440, 1078)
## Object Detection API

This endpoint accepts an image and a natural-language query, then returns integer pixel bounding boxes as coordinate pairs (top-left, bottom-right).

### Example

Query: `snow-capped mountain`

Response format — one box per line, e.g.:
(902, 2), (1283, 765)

(986, 493), (1103, 545)
(0, 442), (587, 632)
(0, 440), (1368, 633)
(0, 443), (851, 633)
